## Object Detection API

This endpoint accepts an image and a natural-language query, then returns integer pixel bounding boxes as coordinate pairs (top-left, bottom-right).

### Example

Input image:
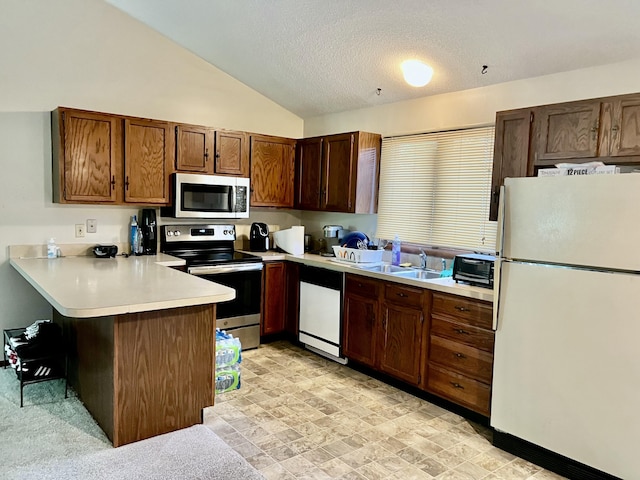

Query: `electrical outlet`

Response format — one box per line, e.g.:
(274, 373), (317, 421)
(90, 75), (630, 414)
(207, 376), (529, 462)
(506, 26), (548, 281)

(75, 224), (85, 238)
(86, 219), (97, 233)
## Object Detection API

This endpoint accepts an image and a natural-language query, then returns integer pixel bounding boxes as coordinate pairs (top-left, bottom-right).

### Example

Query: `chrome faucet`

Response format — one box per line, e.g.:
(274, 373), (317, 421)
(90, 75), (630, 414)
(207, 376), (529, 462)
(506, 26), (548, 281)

(442, 258), (447, 271)
(419, 249), (428, 269)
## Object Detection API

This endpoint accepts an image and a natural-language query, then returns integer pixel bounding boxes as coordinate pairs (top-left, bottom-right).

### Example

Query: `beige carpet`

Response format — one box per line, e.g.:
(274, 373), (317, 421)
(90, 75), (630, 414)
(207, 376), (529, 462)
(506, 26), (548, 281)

(0, 368), (264, 479)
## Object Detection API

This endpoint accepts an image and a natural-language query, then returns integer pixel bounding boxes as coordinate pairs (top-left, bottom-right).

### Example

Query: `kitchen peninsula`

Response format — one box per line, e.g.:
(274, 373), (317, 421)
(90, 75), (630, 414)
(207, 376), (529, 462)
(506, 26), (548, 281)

(10, 251), (235, 447)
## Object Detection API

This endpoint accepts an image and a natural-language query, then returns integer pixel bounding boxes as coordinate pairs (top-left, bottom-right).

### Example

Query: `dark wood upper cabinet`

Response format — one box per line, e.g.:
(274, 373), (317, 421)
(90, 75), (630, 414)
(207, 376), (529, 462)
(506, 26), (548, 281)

(295, 131), (381, 214)
(534, 101), (601, 163)
(53, 109), (119, 203)
(175, 124), (212, 173)
(215, 130), (249, 177)
(489, 109), (533, 221)
(124, 118), (172, 204)
(606, 94), (640, 157)
(250, 134), (296, 207)
(296, 137), (324, 210)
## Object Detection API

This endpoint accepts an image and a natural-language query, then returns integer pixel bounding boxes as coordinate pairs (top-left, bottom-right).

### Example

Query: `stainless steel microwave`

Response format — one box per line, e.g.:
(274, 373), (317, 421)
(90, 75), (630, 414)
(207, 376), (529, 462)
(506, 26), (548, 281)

(167, 173), (250, 219)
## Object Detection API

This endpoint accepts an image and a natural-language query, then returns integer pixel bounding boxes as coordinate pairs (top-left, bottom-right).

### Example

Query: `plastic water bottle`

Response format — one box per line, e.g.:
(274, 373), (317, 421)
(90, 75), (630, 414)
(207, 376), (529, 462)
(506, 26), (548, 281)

(130, 215), (138, 255)
(391, 235), (401, 266)
(47, 238), (58, 259)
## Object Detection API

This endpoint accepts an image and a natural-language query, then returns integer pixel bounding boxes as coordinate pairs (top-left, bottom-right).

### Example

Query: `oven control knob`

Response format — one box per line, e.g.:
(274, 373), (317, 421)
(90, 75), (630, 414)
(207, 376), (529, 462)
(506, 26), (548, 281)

(167, 231), (173, 236)
(173, 230), (181, 236)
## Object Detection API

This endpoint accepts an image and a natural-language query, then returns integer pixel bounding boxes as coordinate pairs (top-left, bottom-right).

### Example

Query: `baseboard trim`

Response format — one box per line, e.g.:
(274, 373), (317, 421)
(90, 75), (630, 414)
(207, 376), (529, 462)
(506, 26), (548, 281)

(493, 431), (622, 480)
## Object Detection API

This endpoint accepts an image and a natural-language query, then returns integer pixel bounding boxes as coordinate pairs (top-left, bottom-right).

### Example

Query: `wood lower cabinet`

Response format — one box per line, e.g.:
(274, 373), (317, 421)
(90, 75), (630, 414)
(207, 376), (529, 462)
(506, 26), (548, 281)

(261, 261), (286, 336)
(426, 292), (494, 416)
(250, 134), (296, 207)
(295, 131), (381, 213)
(343, 275), (380, 367)
(379, 283), (427, 386)
(52, 107), (173, 205)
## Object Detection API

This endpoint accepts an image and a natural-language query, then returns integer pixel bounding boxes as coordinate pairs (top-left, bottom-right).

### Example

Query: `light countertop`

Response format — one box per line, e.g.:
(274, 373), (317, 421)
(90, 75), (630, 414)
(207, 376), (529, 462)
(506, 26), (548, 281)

(241, 250), (494, 303)
(10, 253), (235, 318)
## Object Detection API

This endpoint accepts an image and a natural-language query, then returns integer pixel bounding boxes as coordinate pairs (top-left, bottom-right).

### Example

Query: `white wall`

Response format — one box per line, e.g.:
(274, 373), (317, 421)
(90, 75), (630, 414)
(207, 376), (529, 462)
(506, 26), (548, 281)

(304, 57), (640, 137)
(0, 0), (305, 332)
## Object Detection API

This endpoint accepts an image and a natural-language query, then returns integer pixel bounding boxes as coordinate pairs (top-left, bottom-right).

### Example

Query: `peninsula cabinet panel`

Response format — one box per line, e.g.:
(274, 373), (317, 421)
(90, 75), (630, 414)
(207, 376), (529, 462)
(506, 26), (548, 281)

(52, 109), (119, 203)
(124, 118), (172, 204)
(250, 134), (296, 207)
(215, 130), (249, 177)
(175, 124), (213, 173)
(489, 109), (533, 221)
(534, 101), (601, 163)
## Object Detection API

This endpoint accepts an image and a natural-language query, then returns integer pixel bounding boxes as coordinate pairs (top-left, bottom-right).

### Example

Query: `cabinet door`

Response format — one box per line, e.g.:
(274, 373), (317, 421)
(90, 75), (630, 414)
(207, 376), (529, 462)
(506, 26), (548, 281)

(215, 130), (249, 176)
(489, 110), (532, 221)
(535, 101), (601, 163)
(379, 301), (424, 385)
(176, 124), (213, 173)
(59, 110), (119, 203)
(610, 95), (640, 157)
(250, 135), (296, 207)
(323, 133), (355, 212)
(124, 119), (171, 204)
(343, 292), (378, 367)
(261, 261), (286, 335)
(296, 137), (323, 210)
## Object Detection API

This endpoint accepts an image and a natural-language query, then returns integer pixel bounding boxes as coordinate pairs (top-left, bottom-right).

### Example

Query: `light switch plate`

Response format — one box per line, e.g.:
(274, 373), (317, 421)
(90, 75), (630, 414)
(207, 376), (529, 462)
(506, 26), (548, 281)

(87, 219), (97, 233)
(75, 224), (85, 238)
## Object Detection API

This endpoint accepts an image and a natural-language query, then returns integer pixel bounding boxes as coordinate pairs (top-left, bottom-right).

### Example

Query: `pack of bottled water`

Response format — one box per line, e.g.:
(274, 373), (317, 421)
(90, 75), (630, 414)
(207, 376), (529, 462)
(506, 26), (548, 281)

(215, 329), (242, 394)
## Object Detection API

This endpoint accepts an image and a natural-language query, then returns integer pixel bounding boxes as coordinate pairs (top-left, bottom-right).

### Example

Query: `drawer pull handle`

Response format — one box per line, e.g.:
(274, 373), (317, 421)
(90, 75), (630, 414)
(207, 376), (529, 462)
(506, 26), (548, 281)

(454, 352), (466, 359)
(455, 306), (469, 312)
(450, 382), (464, 389)
(397, 292), (407, 297)
(453, 328), (469, 335)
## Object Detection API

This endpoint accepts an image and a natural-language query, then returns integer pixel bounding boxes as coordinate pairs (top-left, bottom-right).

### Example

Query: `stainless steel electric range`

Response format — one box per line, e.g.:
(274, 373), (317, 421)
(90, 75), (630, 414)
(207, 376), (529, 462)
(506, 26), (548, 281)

(160, 224), (263, 349)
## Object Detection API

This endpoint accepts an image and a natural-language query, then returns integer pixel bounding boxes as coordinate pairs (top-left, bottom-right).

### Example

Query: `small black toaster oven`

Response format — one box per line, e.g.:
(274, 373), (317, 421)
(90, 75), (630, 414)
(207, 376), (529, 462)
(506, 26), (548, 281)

(452, 253), (495, 288)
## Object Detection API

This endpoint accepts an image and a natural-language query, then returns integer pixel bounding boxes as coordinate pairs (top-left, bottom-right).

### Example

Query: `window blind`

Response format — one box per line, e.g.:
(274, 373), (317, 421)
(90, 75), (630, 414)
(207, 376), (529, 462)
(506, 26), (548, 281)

(376, 126), (497, 252)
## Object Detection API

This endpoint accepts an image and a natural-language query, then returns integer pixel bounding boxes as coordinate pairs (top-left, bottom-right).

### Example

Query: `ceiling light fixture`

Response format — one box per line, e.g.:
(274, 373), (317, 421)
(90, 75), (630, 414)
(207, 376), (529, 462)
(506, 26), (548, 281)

(401, 60), (433, 87)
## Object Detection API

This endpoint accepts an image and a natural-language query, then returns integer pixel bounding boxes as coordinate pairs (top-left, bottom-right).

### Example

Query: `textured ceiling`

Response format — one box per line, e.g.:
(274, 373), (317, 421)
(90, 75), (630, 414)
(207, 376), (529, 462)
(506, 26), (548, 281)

(105, 0), (640, 119)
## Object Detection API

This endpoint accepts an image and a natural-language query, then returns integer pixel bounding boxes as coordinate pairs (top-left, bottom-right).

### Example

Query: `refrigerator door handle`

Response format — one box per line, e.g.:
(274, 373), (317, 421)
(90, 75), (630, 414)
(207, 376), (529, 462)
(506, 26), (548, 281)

(492, 257), (503, 330)
(496, 185), (506, 257)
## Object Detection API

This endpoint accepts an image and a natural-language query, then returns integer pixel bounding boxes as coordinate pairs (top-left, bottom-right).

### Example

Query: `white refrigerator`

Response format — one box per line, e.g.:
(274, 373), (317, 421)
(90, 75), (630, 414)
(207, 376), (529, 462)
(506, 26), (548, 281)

(491, 174), (640, 480)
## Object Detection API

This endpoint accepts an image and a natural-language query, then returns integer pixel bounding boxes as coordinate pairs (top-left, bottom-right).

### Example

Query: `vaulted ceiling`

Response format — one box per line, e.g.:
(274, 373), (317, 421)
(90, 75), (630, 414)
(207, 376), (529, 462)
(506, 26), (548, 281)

(105, 0), (640, 118)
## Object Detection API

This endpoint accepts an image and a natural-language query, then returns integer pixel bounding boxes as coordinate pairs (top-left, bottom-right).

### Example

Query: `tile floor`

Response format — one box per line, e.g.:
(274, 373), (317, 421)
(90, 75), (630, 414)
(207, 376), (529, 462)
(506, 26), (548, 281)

(205, 341), (566, 480)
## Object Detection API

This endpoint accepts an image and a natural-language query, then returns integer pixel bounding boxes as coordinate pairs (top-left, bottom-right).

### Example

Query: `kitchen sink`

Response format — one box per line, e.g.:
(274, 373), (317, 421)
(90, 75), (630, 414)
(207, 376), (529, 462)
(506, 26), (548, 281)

(358, 264), (408, 273)
(391, 269), (441, 280)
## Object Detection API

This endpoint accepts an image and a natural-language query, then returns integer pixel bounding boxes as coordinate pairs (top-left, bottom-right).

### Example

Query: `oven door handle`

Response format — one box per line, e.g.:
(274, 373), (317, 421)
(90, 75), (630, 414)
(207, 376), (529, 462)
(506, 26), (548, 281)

(188, 262), (264, 275)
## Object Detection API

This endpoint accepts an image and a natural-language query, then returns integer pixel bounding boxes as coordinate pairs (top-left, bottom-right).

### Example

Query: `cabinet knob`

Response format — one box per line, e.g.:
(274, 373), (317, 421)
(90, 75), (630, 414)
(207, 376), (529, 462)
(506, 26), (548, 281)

(204, 148), (209, 161)
(397, 292), (407, 298)
(450, 382), (464, 389)
(453, 328), (469, 335)
(111, 176), (116, 190)
(125, 176), (129, 190)
(454, 352), (466, 359)
(612, 125), (619, 139)
(454, 306), (469, 312)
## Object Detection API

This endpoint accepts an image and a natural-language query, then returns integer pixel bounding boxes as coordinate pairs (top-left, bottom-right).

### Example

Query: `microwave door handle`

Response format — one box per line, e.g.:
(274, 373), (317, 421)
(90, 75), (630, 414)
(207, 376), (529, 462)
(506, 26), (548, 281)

(228, 186), (236, 213)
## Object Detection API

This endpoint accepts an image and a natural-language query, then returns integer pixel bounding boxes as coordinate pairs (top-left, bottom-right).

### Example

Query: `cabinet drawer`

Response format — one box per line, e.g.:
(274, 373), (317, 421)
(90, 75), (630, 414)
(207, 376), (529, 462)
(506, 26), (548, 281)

(432, 293), (492, 329)
(429, 335), (493, 383)
(430, 316), (495, 352)
(384, 283), (423, 308)
(346, 274), (380, 298)
(427, 364), (491, 416)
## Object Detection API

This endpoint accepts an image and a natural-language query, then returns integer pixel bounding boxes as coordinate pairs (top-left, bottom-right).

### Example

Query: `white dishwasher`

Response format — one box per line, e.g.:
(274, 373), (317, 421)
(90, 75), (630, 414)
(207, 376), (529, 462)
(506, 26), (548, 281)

(298, 265), (347, 364)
